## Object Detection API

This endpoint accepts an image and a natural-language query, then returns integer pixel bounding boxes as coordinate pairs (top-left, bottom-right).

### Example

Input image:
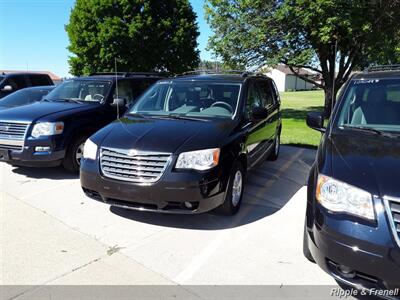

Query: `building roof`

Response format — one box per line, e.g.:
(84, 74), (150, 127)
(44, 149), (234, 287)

(0, 70), (62, 81)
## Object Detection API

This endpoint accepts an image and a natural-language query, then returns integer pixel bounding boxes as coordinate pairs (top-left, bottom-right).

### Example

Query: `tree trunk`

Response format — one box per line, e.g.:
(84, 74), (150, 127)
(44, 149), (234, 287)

(323, 87), (334, 117)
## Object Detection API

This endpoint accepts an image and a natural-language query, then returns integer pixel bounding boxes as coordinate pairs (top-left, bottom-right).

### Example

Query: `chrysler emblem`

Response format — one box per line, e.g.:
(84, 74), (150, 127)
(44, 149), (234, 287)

(127, 149), (138, 156)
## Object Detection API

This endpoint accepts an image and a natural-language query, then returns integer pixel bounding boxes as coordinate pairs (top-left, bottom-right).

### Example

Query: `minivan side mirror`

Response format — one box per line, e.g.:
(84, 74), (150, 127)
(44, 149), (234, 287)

(306, 111), (325, 133)
(1, 85), (13, 92)
(111, 98), (126, 108)
(251, 106), (269, 121)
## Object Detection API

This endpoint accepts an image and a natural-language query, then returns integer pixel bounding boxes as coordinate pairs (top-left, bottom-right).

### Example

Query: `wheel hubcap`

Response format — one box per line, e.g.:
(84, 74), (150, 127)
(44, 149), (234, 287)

(275, 135), (280, 155)
(76, 143), (85, 166)
(232, 170), (243, 207)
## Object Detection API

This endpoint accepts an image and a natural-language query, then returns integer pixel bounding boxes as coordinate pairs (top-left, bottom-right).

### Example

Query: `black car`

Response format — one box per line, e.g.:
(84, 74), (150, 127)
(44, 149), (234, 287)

(0, 72), (163, 172)
(80, 71), (282, 215)
(0, 86), (55, 111)
(304, 66), (400, 293)
(0, 72), (54, 98)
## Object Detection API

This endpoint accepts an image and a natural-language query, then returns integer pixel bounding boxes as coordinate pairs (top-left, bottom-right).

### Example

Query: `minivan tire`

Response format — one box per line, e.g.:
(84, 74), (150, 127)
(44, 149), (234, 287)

(217, 162), (244, 215)
(62, 135), (88, 173)
(268, 133), (280, 161)
(303, 220), (315, 263)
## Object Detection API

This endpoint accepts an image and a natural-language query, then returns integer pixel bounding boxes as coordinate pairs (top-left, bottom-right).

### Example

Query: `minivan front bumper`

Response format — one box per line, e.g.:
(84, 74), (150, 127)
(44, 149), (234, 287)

(80, 157), (229, 214)
(306, 200), (400, 295)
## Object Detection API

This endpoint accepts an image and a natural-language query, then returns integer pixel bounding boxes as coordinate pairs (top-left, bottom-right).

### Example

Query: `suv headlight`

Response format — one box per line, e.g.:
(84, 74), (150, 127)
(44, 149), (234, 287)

(83, 139), (98, 160)
(31, 122), (64, 138)
(175, 148), (220, 171)
(316, 175), (375, 220)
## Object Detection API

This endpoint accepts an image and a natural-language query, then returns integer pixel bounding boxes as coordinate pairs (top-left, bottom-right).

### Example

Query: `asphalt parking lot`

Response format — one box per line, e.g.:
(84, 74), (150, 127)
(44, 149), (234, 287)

(1, 145), (337, 298)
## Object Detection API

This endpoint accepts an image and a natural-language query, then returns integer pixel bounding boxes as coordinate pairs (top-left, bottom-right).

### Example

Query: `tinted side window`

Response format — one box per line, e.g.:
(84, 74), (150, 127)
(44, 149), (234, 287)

(131, 79), (156, 100)
(29, 75), (52, 86)
(246, 80), (263, 115)
(6, 76), (27, 90)
(114, 80), (135, 104)
(256, 79), (274, 108)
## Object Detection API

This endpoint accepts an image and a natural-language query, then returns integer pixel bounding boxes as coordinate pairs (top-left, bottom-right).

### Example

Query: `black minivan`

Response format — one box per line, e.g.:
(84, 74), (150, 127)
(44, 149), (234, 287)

(304, 67), (400, 292)
(80, 72), (282, 215)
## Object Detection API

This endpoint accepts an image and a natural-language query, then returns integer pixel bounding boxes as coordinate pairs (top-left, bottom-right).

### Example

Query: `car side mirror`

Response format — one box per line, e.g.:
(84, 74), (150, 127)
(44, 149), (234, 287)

(306, 111), (325, 133)
(251, 106), (269, 121)
(111, 98), (126, 108)
(1, 85), (13, 92)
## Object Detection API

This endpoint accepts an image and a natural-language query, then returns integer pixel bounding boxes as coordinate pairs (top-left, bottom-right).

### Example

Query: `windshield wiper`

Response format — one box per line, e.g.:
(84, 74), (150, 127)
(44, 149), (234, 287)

(55, 98), (83, 104)
(153, 114), (208, 122)
(341, 125), (400, 138)
(127, 112), (149, 119)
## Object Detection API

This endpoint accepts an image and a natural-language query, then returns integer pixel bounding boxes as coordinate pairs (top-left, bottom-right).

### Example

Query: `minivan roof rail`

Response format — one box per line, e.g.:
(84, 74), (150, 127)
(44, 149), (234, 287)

(177, 69), (265, 78)
(364, 65), (400, 72)
(89, 72), (164, 77)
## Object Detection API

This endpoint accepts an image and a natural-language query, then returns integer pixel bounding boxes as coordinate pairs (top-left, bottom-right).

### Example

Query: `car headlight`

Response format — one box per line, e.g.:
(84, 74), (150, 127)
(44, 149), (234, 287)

(316, 175), (375, 220)
(31, 122), (64, 138)
(175, 148), (220, 171)
(83, 139), (98, 160)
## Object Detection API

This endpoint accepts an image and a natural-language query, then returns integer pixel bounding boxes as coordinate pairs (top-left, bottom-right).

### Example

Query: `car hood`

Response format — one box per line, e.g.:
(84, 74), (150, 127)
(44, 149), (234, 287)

(99, 116), (236, 154)
(328, 131), (400, 198)
(0, 101), (99, 122)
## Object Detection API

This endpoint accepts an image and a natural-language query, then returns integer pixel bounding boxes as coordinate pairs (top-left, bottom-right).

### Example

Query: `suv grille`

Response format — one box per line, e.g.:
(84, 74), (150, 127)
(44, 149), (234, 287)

(100, 147), (171, 184)
(384, 196), (400, 247)
(0, 122), (29, 140)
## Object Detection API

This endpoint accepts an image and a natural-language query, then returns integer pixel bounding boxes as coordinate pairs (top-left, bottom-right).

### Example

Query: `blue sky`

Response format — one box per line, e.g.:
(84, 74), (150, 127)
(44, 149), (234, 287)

(0, 0), (213, 77)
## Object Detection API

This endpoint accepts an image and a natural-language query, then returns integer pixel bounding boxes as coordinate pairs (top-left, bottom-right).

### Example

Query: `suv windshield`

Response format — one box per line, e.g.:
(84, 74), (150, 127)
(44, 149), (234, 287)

(130, 81), (242, 118)
(337, 78), (400, 132)
(45, 80), (112, 103)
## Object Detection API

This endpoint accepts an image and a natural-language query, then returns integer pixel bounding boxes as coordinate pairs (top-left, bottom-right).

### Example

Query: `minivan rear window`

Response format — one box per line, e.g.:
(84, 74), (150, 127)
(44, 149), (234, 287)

(130, 81), (242, 118)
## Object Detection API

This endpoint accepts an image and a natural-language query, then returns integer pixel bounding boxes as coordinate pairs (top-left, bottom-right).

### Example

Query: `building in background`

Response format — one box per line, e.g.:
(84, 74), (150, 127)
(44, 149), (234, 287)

(0, 70), (62, 84)
(260, 65), (320, 92)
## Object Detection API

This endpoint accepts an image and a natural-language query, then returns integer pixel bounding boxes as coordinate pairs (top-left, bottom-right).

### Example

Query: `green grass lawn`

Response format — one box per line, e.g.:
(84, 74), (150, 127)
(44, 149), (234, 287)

(280, 90), (325, 147)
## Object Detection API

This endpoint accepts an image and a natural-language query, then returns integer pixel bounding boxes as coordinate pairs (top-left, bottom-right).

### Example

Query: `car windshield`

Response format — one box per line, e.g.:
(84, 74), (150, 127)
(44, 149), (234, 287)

(0, 88), (52, 107)
(337, 78), (400, 133)
(45, 80), (112, 103)
(129, 81), (242, 119)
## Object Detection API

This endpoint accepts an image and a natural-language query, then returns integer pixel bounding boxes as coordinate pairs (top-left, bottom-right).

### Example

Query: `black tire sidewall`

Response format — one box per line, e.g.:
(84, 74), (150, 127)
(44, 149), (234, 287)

(218, 162), (244, 215)
(63, 135), (88, 173)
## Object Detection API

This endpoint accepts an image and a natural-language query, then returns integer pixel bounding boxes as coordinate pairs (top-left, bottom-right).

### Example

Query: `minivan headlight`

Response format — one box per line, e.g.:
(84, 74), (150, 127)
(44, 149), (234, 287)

(83, 139), (98, 160)
(31, 122), (64, 138)
(175, 148), (220, 171)
(316, 175), (375, 220)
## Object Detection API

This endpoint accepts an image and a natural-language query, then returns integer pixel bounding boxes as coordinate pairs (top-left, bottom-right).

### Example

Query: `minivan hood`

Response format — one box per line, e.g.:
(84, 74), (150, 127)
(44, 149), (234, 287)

(329, 131), (400, 198)
(0, 101), (99, 122)
(100, 116), (236, 154)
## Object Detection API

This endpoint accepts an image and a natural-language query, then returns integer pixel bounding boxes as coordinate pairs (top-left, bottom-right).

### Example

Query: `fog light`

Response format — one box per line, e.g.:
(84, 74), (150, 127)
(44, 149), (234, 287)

(338, 265), (356, 279)
(184, 202), (193, 209)
(35, 146), (51, 152)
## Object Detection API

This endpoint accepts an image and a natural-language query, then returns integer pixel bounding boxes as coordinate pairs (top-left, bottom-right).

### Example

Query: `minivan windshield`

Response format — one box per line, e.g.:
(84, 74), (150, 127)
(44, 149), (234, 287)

(45, 80), (112, 103)
(337, 78), (400, 133)
(129, 81), (242, 119)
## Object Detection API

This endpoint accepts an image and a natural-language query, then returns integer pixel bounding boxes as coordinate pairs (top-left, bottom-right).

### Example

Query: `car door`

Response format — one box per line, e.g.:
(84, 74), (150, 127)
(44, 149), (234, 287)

(244, 79), (270, 168)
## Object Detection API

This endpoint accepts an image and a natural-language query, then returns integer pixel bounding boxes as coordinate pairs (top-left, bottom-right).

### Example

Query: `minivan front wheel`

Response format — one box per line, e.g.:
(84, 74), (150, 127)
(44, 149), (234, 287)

(218, 162), (244, 215)
(62, 135), (88, 173)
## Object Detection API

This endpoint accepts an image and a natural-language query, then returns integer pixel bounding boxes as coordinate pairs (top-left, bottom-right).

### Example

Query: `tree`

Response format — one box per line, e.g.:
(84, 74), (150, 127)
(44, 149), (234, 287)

(66, 0), (200, 76)
(205, 0), (400, 115)
(198, 60), (231, 71)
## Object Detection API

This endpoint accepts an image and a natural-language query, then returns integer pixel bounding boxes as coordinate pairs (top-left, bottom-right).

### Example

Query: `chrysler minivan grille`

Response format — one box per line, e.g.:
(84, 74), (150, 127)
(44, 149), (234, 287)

(0, 122), (29, 140)
(384, 196), (400, 247)
(100, 147), (171, 184)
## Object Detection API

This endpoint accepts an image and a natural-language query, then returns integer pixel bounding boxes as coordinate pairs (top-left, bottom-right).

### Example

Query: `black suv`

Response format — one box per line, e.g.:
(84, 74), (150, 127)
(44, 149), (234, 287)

(0, 72), (163, 172)
(304, 66), (400, 292)
(80, 71), (282, 215)
(0, 72), (54, 98)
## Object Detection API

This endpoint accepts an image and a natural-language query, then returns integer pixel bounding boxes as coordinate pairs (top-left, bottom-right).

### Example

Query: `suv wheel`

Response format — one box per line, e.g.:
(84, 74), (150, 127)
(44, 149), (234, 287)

(268, 133), (280, 161)
(217, 162), (244, 215)
(62, 135), (88, 173)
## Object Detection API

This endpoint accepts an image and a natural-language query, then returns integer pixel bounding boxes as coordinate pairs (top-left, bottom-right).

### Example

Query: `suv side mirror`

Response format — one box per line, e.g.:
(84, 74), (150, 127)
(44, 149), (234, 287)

(251, 106), (269, 121)
(111, 98), (126, 108)
(306, 111), (325, 133)
(1, 85), (13, 92)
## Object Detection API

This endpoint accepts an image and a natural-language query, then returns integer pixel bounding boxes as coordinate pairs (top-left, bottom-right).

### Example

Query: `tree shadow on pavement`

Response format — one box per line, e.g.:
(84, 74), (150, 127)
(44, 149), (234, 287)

(110, 146), (315, 230)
